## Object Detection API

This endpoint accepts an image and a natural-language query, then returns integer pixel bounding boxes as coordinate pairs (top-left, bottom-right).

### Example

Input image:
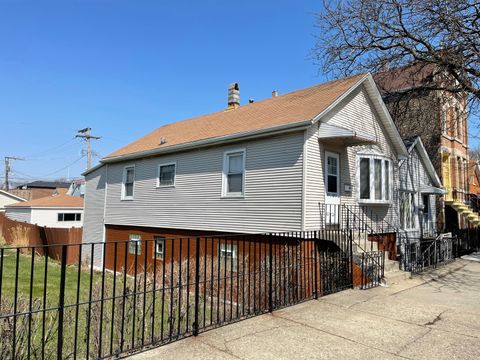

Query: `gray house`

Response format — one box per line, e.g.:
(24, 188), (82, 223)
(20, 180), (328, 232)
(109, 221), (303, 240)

(83, 73), (408, 268)
(398, 136), (444, 242)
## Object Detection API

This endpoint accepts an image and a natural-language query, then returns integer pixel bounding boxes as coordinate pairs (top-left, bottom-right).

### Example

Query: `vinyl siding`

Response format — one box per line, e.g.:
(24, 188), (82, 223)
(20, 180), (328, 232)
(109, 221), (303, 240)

(399, 146), (438, 241)
(305, 85), (400, 230)
(5, 208), (31, 223)
(83, 166), (107, 267)
(103, 132), (304, 234)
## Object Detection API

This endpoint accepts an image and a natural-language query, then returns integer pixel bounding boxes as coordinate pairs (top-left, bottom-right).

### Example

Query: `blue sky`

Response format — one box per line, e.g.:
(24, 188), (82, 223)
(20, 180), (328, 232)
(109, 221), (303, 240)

(1, 1), (478, 184)
(0, 0), (327, 183)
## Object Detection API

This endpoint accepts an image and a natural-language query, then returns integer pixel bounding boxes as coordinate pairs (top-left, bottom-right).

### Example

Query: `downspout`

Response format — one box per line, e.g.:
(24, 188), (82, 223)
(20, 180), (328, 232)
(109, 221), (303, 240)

(100, 163), (109, 269)
(301, 129), (308, 231)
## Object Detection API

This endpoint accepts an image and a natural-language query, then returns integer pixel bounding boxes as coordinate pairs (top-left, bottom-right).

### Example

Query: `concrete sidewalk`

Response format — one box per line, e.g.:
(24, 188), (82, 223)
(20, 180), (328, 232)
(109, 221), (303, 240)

(134, 259), (480, 359)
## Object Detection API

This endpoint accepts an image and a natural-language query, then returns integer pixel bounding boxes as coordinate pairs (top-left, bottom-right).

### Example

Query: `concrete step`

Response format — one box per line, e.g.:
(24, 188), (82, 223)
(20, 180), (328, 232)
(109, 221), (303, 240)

(384, 259), (399, 273)
(383, 270), (411, 286)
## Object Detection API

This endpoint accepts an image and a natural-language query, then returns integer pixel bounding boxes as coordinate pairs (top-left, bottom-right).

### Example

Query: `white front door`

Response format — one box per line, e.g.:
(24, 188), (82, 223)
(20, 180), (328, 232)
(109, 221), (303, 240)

(325, 151), (340, 225)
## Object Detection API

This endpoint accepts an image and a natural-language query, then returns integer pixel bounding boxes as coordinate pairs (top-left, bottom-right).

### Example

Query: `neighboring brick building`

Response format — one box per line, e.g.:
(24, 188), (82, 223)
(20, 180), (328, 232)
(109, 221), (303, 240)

(375, 63), (471, 232)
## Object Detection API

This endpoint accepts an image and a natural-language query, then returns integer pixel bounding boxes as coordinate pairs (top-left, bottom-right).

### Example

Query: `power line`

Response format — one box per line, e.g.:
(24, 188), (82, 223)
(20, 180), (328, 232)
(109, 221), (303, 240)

(76, 128), (101, 170)
(3, 156), (25, 191)
(37, 155), (86, 178)
(21, 137), (80, 159)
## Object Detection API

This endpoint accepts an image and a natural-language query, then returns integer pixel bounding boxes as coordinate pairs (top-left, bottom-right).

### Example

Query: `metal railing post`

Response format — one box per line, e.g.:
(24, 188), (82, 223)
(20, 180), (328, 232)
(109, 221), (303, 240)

(268, 234), (273, 312)
(57, 245), (67, 359)
(349, 229), (354, 289)
(313, 232), (318, 299)
(193, 237), (201, 336)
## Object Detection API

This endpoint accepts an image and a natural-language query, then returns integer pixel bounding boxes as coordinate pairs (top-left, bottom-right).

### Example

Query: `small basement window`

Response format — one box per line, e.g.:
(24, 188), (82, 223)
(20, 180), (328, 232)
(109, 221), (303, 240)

(129, 234), (142, 255)
(153, 236), (165, 260)
(219, 243), (238, 271)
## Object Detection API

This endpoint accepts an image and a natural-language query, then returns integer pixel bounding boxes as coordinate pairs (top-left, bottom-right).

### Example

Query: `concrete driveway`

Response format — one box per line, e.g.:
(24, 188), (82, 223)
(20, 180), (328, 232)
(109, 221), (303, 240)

(134, 259), (480, 359)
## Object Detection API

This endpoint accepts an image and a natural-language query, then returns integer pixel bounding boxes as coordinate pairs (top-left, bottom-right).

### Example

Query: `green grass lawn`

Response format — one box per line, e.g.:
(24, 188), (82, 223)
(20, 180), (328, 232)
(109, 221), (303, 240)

(0, 249), (217, 359)
(0, 248), (99, 305)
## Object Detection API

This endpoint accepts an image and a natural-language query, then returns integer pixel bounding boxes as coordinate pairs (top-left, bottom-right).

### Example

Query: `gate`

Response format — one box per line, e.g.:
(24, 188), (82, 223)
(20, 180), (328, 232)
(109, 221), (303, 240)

(360, 251), (385, 289)
(319, 249), (352, 295)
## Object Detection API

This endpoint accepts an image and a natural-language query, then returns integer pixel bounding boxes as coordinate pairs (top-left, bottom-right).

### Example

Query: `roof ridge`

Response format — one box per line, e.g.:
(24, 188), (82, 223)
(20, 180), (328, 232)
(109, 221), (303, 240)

(102, 73), (369, 161)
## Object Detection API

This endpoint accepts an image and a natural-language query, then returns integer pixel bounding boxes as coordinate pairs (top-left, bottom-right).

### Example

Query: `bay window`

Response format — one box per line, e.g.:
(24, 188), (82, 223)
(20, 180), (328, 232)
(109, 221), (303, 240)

(357, 155), (392, 203)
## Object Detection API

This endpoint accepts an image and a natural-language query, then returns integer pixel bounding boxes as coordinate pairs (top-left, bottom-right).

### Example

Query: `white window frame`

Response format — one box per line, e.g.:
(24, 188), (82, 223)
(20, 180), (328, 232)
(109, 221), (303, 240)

(356, 155), (393, 204)
(121, 165), (135, 200)
(325, 151), (340, 196)
(128, 234), (142, 255)
(153, 236), (165, 260)
(219, 243), (238, 271)
(400, 191), (417, 230)
(222, 149), (246, 198)
(157, 162), (176, 188)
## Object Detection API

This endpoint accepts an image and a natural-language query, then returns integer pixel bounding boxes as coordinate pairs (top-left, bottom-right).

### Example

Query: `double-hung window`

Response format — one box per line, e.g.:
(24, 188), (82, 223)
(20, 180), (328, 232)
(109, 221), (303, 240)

(153, 236), (165, 260)
(129, 234), (142, 255)
(157, 163), (176, 187)
(400, 192), (416, 230)
(358, 155), (392, 203)
(219, 243), (238, 271)
(222, 149), (245, 197)
(122, 166), (135, 200)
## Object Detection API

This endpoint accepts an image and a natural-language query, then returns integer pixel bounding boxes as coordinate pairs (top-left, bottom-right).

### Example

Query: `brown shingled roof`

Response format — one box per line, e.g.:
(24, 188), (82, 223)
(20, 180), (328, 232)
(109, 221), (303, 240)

(6, 194), (84, 208)
(105, 74), (367, 159)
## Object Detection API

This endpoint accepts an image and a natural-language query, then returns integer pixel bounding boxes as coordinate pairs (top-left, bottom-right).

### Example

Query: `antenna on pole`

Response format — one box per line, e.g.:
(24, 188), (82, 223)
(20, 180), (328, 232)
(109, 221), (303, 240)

(76, 128), (101, 170)
(3, 156), (25, 191)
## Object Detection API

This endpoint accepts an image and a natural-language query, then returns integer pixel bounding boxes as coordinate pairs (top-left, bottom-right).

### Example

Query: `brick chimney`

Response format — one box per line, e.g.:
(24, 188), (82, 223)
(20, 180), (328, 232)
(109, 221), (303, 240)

(227, 83), (240, 109)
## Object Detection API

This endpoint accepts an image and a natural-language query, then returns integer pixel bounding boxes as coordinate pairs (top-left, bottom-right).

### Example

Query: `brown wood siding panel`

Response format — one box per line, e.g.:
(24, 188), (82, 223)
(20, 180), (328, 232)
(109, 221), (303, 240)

(104, 225), (348, 300)
(368, 232), (397, 260)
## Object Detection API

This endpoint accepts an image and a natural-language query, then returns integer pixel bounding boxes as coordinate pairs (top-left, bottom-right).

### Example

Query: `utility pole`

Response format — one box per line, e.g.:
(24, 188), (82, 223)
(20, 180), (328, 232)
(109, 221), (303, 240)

(76, 128), (101, 170)
(4, 156), (24, 191)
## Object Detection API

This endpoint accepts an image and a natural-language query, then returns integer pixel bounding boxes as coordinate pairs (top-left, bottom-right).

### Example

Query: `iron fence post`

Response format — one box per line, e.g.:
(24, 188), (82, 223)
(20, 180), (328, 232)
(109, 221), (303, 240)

(193, 237), (201, 336)
(313, 232), (318, 299)
(268, 234), (273, 312)
(349, 230), (354, 289)
(57, 245), (67, 359)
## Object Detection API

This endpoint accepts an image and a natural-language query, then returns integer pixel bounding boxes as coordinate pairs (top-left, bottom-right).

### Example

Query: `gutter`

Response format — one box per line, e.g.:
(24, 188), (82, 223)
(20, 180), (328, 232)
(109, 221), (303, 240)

(83, 119), (313, 175)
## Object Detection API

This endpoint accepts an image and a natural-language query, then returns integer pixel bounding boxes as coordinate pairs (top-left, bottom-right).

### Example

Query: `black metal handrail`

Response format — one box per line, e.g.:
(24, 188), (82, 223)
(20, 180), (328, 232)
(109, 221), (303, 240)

(399, 231), (480, 272)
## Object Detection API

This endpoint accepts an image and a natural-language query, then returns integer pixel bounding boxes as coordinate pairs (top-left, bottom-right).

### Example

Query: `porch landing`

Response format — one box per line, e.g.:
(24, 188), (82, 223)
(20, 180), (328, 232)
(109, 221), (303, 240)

(133, 259), (480, 360)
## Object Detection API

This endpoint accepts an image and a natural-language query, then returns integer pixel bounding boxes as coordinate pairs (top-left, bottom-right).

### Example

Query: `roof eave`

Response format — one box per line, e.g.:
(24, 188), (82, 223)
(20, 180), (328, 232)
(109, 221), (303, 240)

(364, 75), (409, 157)
(414, 137), (443, 188)
(312, 73), (408, 158)
(85, 119), (313, 172)
(0, 190), (27, 202)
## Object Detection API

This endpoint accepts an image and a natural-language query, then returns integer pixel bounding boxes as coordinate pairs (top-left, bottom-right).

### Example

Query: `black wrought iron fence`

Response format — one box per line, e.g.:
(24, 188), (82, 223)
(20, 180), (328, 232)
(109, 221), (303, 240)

(0, 231), (353, 359)
(400, 233), (479, 273)
(360, 251), (385, 289)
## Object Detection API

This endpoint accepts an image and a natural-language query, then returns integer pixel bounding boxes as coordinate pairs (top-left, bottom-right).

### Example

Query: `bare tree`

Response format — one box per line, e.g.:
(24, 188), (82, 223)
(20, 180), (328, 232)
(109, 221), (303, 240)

(314, 0), (480, 103)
